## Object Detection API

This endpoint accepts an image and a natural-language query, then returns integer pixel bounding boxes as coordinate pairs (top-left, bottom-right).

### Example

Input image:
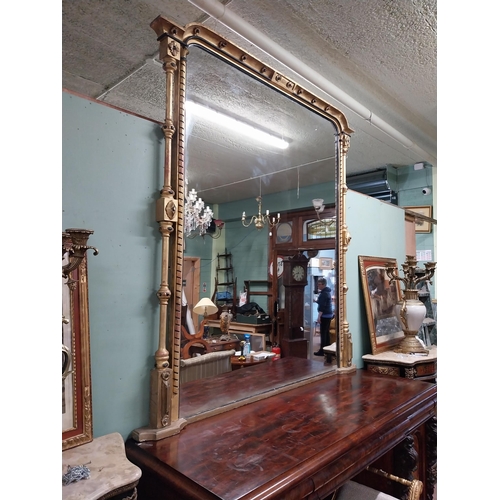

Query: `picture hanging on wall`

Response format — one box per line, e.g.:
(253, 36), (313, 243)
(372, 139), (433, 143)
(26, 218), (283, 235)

(405, 205), (432, 233)
(358, 255), (404, 354)
(319, 257), (333, 270)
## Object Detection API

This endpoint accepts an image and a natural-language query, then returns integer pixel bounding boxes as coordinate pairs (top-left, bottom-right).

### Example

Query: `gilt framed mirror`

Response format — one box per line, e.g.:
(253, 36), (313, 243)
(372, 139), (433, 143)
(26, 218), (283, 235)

(133, 16), (354, 441)
(62, 252), (93, 450)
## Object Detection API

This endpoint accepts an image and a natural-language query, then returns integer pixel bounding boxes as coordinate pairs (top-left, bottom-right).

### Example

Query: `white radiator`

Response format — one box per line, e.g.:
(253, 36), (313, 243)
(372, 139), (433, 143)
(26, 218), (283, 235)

(179, 349), (235, 384)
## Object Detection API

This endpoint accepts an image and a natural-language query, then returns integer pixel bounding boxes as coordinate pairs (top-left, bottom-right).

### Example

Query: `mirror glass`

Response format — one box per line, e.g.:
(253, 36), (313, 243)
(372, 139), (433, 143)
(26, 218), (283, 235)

(184, 45), (338, 205)
(180, 43), (340, 420)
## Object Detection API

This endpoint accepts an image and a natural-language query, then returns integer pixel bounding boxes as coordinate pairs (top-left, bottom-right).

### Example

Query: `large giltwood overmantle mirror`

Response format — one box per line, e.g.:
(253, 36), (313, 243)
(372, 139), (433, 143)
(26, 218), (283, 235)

(132, 16), (354, 441)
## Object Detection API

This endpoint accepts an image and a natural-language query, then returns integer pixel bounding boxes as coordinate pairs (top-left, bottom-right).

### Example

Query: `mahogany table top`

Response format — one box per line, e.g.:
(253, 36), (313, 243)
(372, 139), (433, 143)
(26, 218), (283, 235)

(126, 359), (436, 500)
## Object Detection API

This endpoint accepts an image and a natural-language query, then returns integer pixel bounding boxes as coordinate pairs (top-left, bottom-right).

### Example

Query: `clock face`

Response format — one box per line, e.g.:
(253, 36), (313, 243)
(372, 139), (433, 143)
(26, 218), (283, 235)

(269, 256), (284, 278)
(292, 265), (305, 282)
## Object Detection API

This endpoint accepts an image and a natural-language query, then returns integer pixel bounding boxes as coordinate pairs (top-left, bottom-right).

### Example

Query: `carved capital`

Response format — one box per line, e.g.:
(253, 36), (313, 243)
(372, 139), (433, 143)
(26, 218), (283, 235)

(340, 132), (351, 155)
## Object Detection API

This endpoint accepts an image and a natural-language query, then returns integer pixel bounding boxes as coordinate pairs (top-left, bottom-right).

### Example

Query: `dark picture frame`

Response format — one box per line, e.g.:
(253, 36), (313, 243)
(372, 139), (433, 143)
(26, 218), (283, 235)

(358, 255), (404, 354)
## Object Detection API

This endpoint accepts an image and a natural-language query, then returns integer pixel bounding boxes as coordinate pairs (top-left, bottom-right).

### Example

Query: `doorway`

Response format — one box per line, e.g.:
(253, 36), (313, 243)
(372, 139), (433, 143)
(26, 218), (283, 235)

(268, 206), (337, 359)
(304, 250), (335, 359)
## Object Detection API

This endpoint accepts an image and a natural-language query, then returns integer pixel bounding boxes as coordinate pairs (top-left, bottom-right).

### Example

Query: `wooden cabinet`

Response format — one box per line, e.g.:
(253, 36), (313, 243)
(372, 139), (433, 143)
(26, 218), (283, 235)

(206, 339), (240, 353)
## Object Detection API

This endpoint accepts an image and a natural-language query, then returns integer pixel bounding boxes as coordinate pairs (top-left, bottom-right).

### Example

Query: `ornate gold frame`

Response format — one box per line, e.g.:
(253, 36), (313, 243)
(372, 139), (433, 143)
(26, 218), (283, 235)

(62, 254), (93, 450)
(132, 16), (355, 441)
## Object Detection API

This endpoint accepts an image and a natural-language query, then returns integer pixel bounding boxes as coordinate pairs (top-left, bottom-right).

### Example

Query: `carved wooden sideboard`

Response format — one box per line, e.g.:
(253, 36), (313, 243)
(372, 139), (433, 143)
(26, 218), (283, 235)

(126, 359), (437, 500)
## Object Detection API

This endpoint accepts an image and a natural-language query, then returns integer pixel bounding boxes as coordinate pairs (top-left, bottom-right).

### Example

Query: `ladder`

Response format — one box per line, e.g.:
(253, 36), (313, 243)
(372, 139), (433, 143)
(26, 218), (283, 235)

(212, 249), (237, 314)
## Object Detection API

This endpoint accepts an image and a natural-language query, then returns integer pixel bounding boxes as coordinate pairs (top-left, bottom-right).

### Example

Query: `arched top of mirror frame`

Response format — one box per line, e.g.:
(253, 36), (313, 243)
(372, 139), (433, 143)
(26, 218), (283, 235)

(148, 15), (355, 436)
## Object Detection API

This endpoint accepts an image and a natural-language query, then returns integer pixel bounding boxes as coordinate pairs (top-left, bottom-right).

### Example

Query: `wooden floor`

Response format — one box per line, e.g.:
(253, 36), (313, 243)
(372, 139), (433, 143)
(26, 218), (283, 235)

(180, 356), (336, 422)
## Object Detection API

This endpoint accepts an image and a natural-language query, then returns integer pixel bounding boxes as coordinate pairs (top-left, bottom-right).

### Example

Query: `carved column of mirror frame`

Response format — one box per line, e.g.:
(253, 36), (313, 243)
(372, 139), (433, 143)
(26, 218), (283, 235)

(133, 16), (355, 441)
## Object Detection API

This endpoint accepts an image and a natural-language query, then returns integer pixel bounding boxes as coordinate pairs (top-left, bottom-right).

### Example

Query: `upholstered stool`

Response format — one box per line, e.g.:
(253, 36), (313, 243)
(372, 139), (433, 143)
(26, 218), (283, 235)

(335, 481), (398, 500)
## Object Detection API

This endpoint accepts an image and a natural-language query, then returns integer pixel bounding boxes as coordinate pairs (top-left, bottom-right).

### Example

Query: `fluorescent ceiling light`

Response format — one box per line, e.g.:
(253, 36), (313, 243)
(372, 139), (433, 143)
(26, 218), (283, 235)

(186, 101), (289, 150)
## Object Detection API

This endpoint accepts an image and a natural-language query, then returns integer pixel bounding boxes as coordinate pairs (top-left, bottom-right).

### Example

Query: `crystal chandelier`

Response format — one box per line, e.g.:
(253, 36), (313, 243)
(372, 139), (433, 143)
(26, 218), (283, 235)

(184, 188), (213, 237)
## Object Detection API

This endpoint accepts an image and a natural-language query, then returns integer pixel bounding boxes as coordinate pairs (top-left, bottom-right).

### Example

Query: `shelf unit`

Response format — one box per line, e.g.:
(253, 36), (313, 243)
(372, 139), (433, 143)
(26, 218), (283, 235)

(244, 280), (272, 303)
(212, 249), (237, 314)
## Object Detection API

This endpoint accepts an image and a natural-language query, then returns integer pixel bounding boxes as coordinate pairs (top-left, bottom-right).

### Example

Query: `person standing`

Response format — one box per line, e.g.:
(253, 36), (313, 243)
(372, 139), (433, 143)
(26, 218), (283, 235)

(314, 277), (334, 356)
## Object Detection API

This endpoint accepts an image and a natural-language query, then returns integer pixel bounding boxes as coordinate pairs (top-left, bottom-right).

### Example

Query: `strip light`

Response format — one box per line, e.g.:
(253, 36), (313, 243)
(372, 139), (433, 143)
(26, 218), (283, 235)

(186, 101), (289, 150)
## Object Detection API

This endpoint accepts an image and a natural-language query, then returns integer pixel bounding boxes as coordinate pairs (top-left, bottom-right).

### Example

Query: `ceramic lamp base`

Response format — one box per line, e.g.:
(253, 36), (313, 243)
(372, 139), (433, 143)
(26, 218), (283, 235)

(394, 330), (429, 354)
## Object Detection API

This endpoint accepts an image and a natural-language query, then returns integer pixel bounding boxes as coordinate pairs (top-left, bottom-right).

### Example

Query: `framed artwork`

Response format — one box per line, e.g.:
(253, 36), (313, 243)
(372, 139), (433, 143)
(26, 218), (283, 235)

(358, 256), (404, 354)
(405, 205), (432, 233)
(319, 257), (333, 270)
(62, 253), (93, 450)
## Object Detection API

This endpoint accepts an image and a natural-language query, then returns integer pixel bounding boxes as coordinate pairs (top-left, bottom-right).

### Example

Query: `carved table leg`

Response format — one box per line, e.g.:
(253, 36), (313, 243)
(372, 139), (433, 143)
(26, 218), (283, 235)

(393, 435), (418, 500)
(425, 416), (437, 500)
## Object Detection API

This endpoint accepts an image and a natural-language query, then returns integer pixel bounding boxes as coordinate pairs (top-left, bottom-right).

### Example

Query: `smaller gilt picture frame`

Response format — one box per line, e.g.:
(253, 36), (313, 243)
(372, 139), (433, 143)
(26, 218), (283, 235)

(405, 205), (432, 233)
(359, 255), (404, 354)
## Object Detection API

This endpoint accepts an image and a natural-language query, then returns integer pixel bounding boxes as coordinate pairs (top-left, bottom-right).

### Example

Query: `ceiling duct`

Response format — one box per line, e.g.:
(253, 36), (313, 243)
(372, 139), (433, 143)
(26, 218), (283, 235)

(346, 167), (397, 204)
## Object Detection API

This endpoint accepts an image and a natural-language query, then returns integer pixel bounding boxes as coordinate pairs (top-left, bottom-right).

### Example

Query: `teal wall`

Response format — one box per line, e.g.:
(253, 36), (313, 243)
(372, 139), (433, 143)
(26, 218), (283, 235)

(63, 92), (421, 440)
(396, 164), (437, 297)
(345, 190), (406, 366)
(63, 92), (164, 440)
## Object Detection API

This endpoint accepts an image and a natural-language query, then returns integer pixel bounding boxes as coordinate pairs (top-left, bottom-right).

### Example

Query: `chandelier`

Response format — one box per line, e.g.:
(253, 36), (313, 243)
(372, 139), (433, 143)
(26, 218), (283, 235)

(242, 195), (280, 230)
(184, 188), (213, 237)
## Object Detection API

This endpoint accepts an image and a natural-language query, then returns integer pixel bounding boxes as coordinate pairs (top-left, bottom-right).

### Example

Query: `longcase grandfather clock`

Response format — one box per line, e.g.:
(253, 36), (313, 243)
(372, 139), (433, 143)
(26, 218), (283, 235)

(280, 253), (309, 358)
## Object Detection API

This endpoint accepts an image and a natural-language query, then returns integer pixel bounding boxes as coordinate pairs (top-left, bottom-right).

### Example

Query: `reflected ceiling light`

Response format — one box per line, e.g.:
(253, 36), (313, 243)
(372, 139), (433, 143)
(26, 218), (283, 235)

(184, 188), (213, 237)
(312, 198), (325, 219)
(186, 101), (289, 150)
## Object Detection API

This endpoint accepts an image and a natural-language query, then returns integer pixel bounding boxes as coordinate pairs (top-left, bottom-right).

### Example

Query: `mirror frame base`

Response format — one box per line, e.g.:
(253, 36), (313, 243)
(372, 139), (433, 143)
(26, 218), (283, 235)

(131, 418), (187, 442)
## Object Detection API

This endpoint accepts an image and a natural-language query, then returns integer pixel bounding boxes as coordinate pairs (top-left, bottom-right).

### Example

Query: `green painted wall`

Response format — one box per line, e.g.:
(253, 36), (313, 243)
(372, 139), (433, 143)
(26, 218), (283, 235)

(63, 92), (425, 440)
(63, 92), (163, 440)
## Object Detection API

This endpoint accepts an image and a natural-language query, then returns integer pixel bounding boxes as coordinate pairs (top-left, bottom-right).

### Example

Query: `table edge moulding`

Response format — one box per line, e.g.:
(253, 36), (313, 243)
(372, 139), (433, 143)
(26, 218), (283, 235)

(125, 358), (437, 500)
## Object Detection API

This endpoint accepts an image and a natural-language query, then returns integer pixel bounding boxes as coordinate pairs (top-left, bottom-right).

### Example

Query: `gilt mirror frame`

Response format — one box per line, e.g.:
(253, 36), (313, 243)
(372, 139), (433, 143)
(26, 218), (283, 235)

(133, 16), (354, 441)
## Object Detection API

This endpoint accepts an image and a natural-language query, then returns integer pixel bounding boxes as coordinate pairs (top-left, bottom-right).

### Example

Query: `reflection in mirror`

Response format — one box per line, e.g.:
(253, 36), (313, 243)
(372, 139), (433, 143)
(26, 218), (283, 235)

(184, 46), (339, 206)
(135, 17), (354, 440)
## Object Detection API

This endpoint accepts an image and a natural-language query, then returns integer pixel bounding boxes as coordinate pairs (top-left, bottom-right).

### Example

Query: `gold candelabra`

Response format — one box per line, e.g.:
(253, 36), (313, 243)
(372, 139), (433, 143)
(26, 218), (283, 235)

(242, 196), (280, 230)
(385, 255), (436, 354)
(62, 229), (99, 287)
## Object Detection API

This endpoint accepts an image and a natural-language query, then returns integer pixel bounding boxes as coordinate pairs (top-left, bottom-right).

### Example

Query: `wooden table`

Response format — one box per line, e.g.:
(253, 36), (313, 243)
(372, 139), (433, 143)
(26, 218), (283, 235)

(62, 432), (141, 500)
(126, 359), (437, 500)
(363, 345), (437, 382)
(206, 320), (272, 335)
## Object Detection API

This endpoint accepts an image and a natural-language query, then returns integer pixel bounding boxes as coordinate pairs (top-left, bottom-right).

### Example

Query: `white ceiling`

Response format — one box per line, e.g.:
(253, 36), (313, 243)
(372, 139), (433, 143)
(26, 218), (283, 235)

(62, 0), (437, 204)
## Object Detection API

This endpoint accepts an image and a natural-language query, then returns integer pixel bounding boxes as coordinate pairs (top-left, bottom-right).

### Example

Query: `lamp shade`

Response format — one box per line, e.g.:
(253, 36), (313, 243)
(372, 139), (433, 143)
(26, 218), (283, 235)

(312, 198), (324, 209)
(193, 297), (218, 317)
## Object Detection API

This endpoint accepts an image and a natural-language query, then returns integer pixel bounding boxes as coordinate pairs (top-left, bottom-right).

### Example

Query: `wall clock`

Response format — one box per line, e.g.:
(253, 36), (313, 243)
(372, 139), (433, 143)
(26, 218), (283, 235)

(269, 256), (284, 278)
